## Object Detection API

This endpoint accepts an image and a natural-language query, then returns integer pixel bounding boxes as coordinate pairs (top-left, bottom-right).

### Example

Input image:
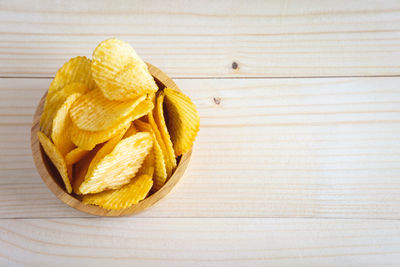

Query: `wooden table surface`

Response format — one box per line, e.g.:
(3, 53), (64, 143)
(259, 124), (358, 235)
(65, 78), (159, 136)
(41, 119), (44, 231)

(1, 0), (400, 265)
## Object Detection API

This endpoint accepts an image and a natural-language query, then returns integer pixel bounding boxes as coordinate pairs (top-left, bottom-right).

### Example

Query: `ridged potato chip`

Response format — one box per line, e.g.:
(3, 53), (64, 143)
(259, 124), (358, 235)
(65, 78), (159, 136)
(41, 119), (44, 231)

(65, 147), (90, 165)
(47, 56), (95, 99)
(74, 124), (129, 194)
(91, 38), (157, 100)
(135, 120), (167, 191)
(37, 131), (72, 193)
(123, 123), (138, 139)
(164, 88), (200, 156)
(73, 146), (100, 194)
(40, 83), (89, 137)
(51, 93), (81, 155)
(70, 99), (153, 150)
(82, 174), (153, 210)
(67, 164), (73, 186)
(87, 125), (129, 173)
(154, 92), (177, 173)
(70, 88), (146, 131)
(148, 111), (174, 178)
(148, 92), (156, 104)
(137, 150), (155, 178)
(78, 132), (153, 194)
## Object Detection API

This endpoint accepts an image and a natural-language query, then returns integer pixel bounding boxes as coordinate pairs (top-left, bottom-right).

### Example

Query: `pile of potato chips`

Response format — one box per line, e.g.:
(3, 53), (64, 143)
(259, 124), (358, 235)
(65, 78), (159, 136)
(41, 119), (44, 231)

(37, 38), (199, 210)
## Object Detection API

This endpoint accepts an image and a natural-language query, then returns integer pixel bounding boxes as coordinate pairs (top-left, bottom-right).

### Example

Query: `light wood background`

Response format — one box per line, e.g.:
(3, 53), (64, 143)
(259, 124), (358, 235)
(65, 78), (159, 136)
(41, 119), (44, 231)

(1, 0), (400, 265)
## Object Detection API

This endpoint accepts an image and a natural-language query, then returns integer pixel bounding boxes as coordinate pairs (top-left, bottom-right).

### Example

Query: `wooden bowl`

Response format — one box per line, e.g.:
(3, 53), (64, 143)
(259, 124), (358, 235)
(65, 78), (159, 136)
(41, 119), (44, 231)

(31, 63), (192, 216)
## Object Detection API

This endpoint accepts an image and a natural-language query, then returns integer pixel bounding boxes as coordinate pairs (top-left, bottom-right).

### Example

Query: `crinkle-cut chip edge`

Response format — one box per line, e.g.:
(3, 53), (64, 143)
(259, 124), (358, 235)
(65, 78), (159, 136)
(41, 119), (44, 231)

(92, 39), (157, 101)
(78, 132), (153, 194)
(91, 38), (147, 81)
(37, 131), (72, 193)
(164, 87), (200, 156)
(70, 99), (153, 150)
(85, 124), (130, 180)
(40, 90), (70, 138)
(73, 145), (101, 194)
(48, 56), (95, 99)
(73, 124), (129, 195)
(65, 147), (90, 165)
(51, 93), (81, 156)
(70, 119), (131, 151)
(82, 174), (153, 210)
(137, 150), (155, 178)
(95, 62), (157, 101)
(123, 123), (138, 139)
(154, 92), (177, 172)
(69, 88), (146, 131)
(148, 111), (172, 178)
(40, 83), (89, 137)
(134, 120), (167, 191)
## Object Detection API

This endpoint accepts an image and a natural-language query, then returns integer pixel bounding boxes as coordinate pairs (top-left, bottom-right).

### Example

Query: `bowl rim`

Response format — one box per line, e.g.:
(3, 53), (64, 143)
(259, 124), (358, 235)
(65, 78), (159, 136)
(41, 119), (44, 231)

(30, 63), (192, 217)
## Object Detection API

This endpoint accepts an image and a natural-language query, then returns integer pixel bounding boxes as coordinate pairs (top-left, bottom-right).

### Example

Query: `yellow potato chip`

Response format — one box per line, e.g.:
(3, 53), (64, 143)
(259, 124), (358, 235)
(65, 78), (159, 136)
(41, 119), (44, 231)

(147, 92), (156, 104)
(148, 111), (174, 177)
(70, 88), (146, 131)
(123, 123), (138, 139)
(88, 125), (129, 172)
(65, 147), (90, 165)
(73, 125), (129, 195)
(164, 88), (200, 156)
(47, 56), (95, 100)
(67, 164), (73, 186)
(37, 131), (72, 193)
(73, 146), (100, 194)
(82, 174), (153, 210)
(154, 91), (177, 173)
(40, 83), (89, 137)
(91, 38), (157, 100)
(70, 99), (153, 150)
(78, 132), (153, 194)
(137, 149), (155, 178)
(134, 120), (167, 191)
(51, 93), (81, 155)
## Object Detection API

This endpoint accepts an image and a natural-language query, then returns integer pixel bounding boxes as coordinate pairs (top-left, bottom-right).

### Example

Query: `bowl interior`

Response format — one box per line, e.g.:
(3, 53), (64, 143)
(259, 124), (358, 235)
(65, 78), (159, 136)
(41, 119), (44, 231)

(31, 63), (192, 216)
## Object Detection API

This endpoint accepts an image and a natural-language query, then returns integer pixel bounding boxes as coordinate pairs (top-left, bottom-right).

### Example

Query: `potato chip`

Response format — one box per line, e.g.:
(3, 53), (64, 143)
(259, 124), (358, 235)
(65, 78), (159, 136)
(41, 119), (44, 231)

(164, 88), (200, 156)
(47, 56), (95, 99)
(37, 131), (72, 193)
(154, 91), (177, 173)
(87, 125), (129, 173)
(78, 132), (153, 194)
(137, 147), (155, 178)
(91, 38), (157, 100)
(70, 88), (146, 131)
(70, 99), (153, 150)
(123, 123), (138, 139)
(73, 146), (100, 194)
(82, 174), (153, 210)
(40, 83), (89, 137)
(65, 147), (90, 165)
(134, 120), (167, 191)
(73, 125), (129, 195)
(67, 164), (73, 185)
(51, 93), (81, 155)
(148, 111), (174, 177)
(147, 91), (156, 104)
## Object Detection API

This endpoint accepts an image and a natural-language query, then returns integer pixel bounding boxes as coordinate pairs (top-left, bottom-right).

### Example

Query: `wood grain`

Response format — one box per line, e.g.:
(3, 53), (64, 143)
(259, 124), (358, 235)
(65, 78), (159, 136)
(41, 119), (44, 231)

(1, 1), (400, 264)
(1, 0), (400, 78)
(0, 217), (399, 266)
(2, 77), (400, 218)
